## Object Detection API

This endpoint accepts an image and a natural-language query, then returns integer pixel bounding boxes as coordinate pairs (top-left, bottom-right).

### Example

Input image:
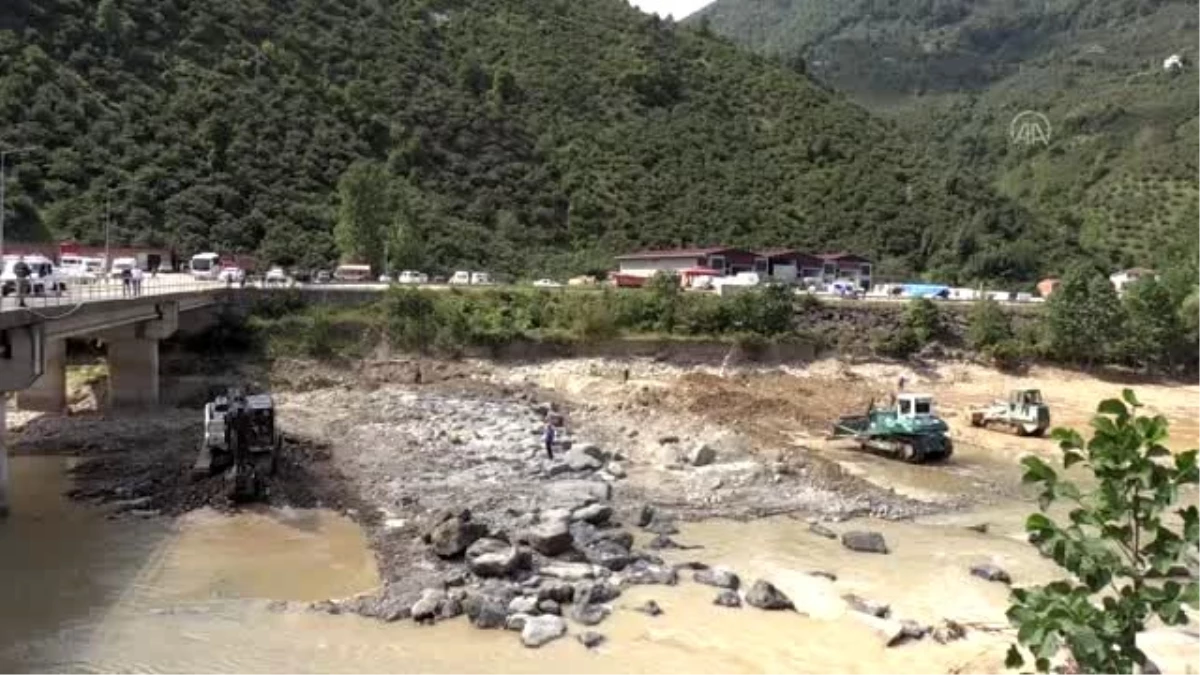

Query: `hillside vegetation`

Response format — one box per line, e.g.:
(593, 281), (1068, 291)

(0, 0), (1070, 282)
(693, 0), (1199, 272)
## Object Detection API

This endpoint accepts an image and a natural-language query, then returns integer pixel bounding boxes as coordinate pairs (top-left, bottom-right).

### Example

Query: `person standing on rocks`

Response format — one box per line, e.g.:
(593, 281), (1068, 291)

(542, 419), (557, 460)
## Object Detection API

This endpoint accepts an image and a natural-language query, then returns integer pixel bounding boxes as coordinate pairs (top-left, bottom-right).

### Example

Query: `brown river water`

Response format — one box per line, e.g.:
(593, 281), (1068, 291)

(2, 451), (1196, 674)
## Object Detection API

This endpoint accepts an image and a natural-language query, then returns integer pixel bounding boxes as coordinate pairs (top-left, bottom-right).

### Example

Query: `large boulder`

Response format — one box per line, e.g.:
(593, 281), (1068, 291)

(970, 563), (1012, 584)
(523, 518), (573, 556)
(744, 580), (794, 610)
(572, 503), (613, 525)
(841, 531), (889, 554)
(508, 596), (540, 616)
(577, 631), (605, 649)
(694, 567), (740, 590)
(428, 511), (489, 558)
(539, 562), (604, 582)
(843, 593), (890, 618)
(537, 581), (576, 604)
(686, 443), (717, 467)
(547, 480), (612, 504)
(574, 581), (622, 605)
(410, 588), (447, 623)
(581, 539), (634, 570)
(537, 599), (561, 615)
(713, 590), (742, 608)
(637, 504), (656, 527)
(466, 538), (524, 577)
(521, 615), (567, 648)
(605, 462), (626, 479)
(571, 603), (611, 626)
(575, 444), (612, 462)
(464, 595), (509, 629)
(622, 560), (678, 586)
(566, 447), (604, 472)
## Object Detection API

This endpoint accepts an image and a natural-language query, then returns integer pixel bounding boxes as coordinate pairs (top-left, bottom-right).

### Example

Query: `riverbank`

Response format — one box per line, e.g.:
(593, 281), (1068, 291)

(4, 352), (1197, 672)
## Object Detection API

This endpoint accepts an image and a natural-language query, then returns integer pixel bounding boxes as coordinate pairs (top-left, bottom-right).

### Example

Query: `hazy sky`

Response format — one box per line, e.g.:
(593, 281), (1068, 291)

(629, 0), (714, 19)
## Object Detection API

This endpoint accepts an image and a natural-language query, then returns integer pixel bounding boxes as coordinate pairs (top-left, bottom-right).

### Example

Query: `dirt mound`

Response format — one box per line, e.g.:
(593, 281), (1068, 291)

(666, 372), (889, 444)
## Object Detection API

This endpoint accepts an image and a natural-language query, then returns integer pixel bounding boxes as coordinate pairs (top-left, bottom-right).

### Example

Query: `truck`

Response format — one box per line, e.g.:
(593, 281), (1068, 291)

(830, 393), (954, 463)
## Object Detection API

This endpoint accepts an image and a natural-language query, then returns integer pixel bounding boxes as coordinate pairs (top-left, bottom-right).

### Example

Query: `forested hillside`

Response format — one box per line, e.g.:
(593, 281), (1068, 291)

(693, 0), (1199, 272)
(0, 0), (1072, 281)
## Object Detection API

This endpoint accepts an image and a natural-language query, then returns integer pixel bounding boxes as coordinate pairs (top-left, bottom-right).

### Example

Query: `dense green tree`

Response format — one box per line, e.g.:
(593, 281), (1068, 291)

(966, 297), (1013, 351)
(1119, 278), (1182, 371)
(334, 161), (392, 273)
(904, 297), (943, 345)
(1045, 265), (1124, 366)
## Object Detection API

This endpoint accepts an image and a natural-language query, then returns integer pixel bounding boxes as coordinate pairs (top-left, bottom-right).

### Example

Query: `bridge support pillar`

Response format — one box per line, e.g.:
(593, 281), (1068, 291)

(105, 334), (160, 409)
(18, 338), (66, 413)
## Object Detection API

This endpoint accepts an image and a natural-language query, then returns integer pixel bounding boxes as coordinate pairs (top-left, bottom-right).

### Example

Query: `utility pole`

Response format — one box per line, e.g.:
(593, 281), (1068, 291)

(104, 194), (112, 274)
(0, 146), (36, 260)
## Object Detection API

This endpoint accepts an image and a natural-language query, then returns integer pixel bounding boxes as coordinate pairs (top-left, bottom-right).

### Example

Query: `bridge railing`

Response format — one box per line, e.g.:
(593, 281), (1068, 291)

(0, 273), (237, 313)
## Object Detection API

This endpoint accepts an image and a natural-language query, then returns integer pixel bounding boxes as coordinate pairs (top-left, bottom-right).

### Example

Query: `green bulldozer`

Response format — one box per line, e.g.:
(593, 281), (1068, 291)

(969, 389), (1051, 437)
(830, 393), (954, 463)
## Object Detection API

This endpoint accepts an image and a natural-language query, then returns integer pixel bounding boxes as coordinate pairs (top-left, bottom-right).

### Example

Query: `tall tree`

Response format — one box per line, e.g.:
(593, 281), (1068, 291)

(1045, 265), (1123, 366)
(1120, 277), (1182, 371)
(334, 161), (393, 273)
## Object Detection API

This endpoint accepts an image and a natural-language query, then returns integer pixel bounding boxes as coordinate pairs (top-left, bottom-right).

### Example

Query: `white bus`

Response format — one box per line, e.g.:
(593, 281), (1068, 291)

(190, 252), (221, 280)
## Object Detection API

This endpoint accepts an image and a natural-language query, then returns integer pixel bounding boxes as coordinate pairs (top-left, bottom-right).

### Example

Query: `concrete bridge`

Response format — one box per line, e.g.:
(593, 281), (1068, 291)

(0, 280), (227, 516)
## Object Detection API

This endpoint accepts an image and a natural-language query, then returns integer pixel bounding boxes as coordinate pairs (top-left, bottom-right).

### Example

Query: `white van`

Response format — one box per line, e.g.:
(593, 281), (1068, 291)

(449, 270), (471, 285)
(0, 255), (67, 297)
(470, 272), (493, 285)
(109, 257), (138, 279)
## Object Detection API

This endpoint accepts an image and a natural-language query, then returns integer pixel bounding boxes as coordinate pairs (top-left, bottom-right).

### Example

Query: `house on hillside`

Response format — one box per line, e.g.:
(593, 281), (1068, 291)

(1036, 278), (1061, 298)
(817, 252), (873, 290)
(1109, 268), (1157, 294)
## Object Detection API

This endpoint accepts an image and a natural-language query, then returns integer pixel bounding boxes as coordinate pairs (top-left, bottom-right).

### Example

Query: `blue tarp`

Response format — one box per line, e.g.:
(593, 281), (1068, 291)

(901, 284), (951, 298)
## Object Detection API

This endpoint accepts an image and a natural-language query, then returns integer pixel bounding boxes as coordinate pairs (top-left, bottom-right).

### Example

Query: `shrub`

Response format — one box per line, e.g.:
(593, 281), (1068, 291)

(872, 326), (920, 358)
(904, 297), (943, 345)
(1007, 390), (1198, 673)
(966, 298), (1013, 351)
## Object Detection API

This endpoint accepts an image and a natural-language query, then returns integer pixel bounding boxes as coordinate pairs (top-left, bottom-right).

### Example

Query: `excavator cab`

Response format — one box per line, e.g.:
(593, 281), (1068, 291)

(1010, 389), (1043, 407)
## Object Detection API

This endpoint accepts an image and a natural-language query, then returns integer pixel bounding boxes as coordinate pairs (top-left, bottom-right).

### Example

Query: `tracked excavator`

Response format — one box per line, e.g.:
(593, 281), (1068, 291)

(194, 388), (281, 501)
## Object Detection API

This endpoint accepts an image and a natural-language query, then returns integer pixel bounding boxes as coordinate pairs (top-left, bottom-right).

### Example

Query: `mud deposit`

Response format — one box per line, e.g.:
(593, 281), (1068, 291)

(4, 355), (1197, 673)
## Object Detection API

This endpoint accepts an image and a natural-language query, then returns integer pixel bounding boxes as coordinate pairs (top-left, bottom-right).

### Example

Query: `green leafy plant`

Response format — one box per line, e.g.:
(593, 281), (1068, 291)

(1006, 389), (1199, 673)
(904, 297), (943, 345)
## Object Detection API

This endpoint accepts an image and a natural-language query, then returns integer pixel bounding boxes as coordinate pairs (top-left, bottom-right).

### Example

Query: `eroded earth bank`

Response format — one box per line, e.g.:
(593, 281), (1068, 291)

(5, 353), (1198, 673)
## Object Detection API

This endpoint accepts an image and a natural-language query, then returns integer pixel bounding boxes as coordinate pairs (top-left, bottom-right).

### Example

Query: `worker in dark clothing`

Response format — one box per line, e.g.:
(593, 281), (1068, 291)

(13, 259), (30, 308)
(120, 267), (132, 297)
(542, 420), (556, 460)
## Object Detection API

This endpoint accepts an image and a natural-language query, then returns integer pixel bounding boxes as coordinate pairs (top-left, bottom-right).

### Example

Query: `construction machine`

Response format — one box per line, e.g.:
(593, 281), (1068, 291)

(195, 388), (282, 501)
(830, 393), (954, 463)
(969, 389), (1051, 437)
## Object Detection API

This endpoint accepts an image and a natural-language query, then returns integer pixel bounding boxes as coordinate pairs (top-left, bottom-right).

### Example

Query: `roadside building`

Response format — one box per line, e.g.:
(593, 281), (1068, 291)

(754, 249), (824, 285)
(817, 252), (873, 290)
(1109, 268), (1157, 294)
(1036, 278), (1060, 298)
(613, 246), (761, 279)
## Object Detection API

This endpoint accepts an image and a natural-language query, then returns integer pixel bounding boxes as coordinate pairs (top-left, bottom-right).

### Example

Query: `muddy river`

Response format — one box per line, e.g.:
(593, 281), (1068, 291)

(2, 448), (1195, 674)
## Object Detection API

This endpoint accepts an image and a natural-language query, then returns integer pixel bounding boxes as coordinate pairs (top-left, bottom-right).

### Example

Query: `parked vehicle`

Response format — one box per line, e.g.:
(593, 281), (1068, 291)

(315, 270), (332, 284)
(449, 271), (471, 285)
(333, 264), (372, 282)
(470, 272), (493, 285)
(190, 252), (221, 280)
(532, 278), (563, 288)
(378, 274), (394, 283)
(0, 255), (68, 297)
(265, 267), (288, 285)
(217, 266), (245, 283)
(398, 270), (427, 284)
(109, 257), (138, 280)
